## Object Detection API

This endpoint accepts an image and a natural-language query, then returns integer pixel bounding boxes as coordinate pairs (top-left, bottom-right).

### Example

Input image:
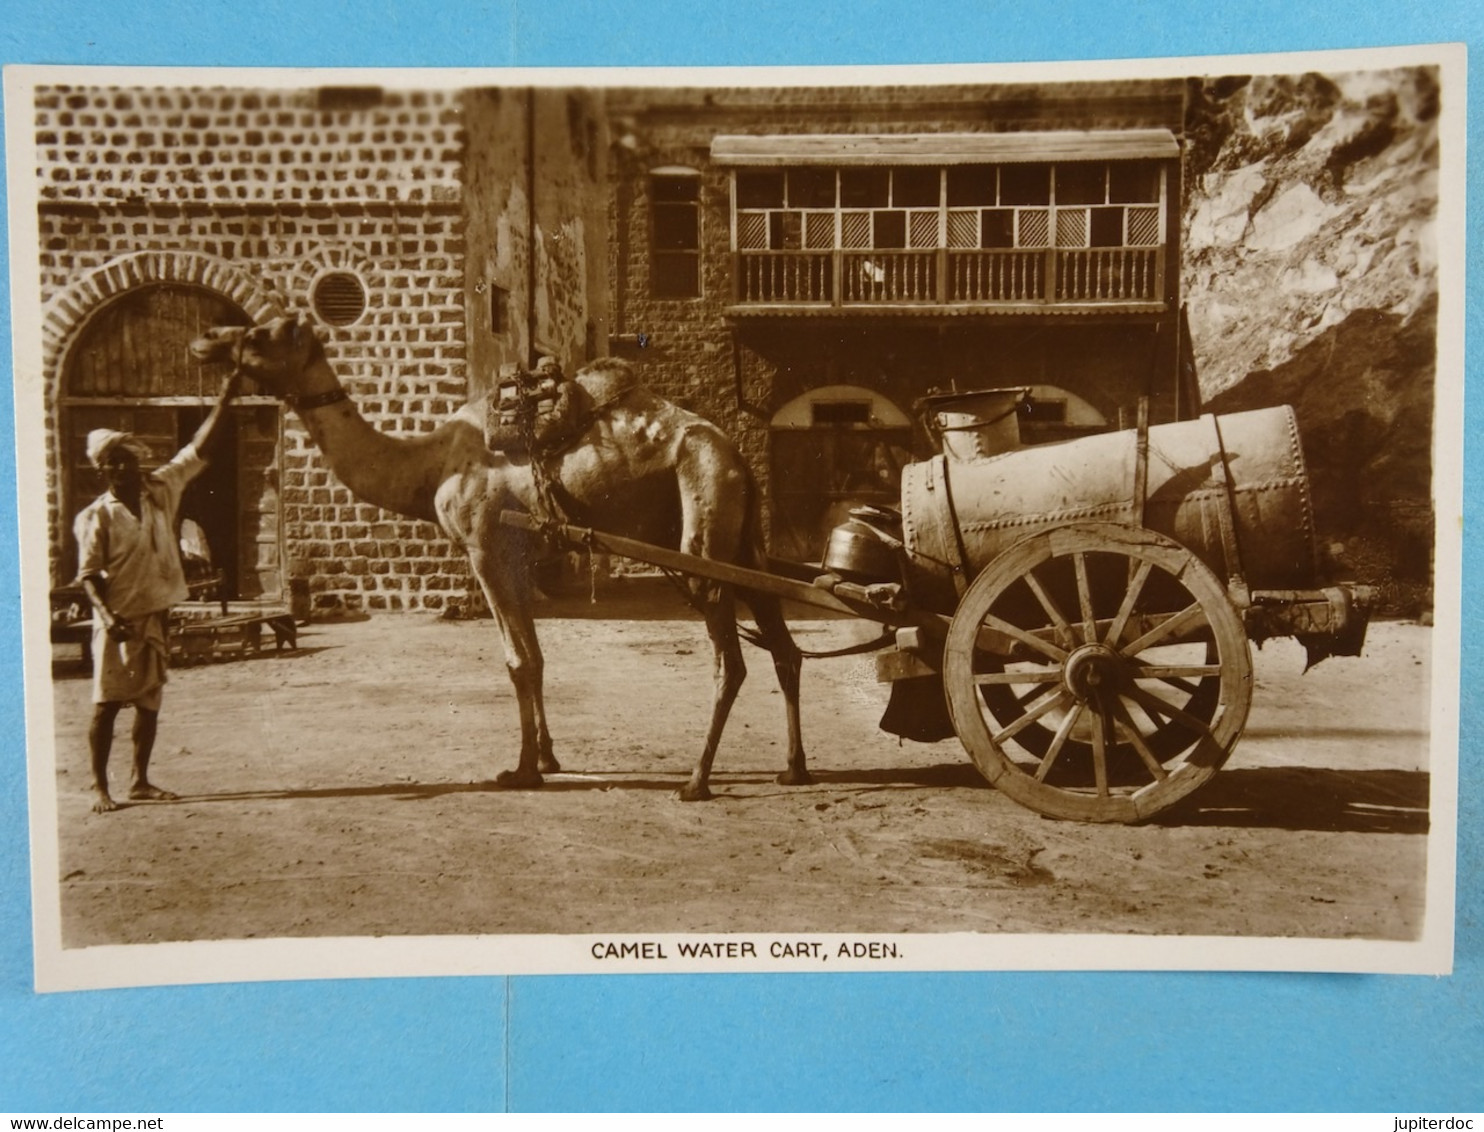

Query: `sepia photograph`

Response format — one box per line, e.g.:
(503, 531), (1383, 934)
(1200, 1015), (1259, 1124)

(6, 46), (1462, 991)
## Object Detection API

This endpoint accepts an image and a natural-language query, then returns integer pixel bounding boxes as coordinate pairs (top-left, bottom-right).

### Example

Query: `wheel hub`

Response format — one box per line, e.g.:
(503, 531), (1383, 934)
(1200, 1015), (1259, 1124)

(1062, 643), (1123, 700)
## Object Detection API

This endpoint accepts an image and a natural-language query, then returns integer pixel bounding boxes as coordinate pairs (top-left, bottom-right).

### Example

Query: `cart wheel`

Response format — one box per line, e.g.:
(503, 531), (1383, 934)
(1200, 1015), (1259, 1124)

(943, 522), (1252, 823)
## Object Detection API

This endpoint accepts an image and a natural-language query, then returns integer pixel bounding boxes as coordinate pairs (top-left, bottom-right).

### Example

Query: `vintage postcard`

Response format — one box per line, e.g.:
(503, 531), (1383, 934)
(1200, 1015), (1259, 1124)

(5, 44), (1463, 991)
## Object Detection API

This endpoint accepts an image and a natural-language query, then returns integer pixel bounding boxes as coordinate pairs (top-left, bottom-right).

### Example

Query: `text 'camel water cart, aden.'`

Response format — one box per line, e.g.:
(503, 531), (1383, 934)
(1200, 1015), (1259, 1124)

(192, 316), (1373, 825)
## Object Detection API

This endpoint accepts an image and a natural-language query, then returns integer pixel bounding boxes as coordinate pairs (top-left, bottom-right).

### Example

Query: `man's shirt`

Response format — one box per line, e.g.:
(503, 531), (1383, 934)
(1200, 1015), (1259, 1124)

(74, 443), (207, 619)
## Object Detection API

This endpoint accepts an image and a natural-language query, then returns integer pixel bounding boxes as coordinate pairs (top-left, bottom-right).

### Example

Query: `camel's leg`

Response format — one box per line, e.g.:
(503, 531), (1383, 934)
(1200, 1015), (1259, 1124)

(672, 443), (753, 800)
(466, 540), (557, 789)
(741, 590), (811, 786)
(678, 580), (747, 802)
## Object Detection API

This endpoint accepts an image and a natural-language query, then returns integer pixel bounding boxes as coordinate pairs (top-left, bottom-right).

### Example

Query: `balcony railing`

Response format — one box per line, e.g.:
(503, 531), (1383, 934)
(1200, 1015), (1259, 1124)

(733, 247), (1164, 308)
(736, 251), (834, 303)
(947, 249), (1046, 303)
(840, 251), (937, 303)
(1054, 248), (1163, 302)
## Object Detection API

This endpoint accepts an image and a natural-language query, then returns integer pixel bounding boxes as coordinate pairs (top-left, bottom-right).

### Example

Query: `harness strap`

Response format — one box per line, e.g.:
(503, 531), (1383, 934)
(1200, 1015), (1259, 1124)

(286, 387), (351, 412)
(653, 564), (893, 660)
(515, 380), (638, 541)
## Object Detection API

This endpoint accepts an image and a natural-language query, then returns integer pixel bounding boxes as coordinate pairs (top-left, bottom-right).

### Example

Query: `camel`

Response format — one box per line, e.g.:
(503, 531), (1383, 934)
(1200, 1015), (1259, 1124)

(189, 315), (809, 800)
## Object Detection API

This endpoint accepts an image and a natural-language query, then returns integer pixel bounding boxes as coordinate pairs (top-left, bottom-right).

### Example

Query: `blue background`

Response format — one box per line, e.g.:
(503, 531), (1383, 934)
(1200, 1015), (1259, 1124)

(1, 0), (1480, 1113)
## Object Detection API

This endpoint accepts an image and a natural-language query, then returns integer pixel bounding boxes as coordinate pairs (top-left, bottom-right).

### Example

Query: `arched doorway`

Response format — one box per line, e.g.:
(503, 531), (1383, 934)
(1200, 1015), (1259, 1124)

(60, 283), (282, 599)
(769, 385), (914, 563)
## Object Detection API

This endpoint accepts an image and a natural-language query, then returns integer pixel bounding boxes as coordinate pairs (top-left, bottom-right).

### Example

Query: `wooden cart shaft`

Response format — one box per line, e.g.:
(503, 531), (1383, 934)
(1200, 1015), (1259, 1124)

(499, 510), (948, 633)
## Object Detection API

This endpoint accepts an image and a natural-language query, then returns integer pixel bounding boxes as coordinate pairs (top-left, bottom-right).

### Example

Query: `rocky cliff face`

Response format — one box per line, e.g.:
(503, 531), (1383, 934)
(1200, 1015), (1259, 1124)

(1182, 68), (1440, 615)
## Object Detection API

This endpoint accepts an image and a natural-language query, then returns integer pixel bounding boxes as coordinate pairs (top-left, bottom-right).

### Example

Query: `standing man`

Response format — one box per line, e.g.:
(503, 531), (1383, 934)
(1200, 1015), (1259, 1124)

(75, 371), (241, 813)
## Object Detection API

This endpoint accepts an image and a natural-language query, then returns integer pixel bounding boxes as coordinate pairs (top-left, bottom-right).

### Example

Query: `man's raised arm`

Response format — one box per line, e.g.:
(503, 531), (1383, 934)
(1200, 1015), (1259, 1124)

(187, 370), (244, 455)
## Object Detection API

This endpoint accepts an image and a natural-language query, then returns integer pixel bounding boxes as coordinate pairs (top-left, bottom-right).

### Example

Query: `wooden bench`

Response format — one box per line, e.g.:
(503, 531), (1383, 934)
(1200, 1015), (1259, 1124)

(171, 610), (297, 665)
(49, 587), (96, 667)
(50, 579), (292, 669)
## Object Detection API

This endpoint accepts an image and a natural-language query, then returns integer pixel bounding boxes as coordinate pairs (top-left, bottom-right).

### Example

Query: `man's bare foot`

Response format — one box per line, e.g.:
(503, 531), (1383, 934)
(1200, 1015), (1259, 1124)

(127, 784), (178, 802)
(92, 792), (119, 813)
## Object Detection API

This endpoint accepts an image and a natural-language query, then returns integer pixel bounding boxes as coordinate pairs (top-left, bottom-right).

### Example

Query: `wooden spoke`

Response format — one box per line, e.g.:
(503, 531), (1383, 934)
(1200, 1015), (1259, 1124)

(1120, 601), (1206, 656)
(1124, 682), (1219, 745)
(1074, 551), (1097, 645)
(991, 687), (1072, 745)
(1023, 569), (1075, 650)
(973, 666), (1064, 686)
(943, 522), (1251, 824)
(1105, 560), (1152, 648)
(1090, 699), (1111, 797)
(980, 612), (1069, 663)
(1111, 697), (1169, 782)
(1035, 702), (1084, 782)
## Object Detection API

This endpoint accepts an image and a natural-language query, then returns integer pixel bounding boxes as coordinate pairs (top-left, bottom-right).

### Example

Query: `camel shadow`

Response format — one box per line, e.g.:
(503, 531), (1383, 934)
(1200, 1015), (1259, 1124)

(178, 773), (730, 805)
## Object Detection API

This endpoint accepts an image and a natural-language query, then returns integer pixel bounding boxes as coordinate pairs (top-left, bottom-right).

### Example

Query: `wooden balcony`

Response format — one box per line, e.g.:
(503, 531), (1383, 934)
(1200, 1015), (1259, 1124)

(731, 247), (1166, 313)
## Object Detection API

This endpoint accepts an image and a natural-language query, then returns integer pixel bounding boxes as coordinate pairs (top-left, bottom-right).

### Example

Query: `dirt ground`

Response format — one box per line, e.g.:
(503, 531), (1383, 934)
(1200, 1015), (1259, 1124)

(46, 580), (1433, 946)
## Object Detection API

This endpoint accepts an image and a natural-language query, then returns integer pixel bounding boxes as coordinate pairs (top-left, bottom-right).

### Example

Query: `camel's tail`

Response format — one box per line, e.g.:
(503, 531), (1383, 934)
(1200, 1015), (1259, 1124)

(734, 464), (773, 577)
(731, 469), (807, 656)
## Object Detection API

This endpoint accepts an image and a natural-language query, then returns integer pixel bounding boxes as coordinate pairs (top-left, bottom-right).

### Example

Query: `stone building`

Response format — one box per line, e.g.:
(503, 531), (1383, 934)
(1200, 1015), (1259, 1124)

(34, 81), (608, 613)
(603, 80), (1194, 561)
(35, 75), (1196, 610)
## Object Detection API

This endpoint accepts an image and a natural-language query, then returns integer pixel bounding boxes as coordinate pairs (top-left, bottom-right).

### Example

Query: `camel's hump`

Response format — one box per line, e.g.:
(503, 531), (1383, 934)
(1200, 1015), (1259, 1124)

(574, 366), (640, 405)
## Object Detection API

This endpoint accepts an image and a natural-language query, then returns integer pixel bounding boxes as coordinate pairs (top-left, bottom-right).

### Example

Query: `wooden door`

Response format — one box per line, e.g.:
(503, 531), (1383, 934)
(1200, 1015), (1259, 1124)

(60, 285), (280, 598)
(770, 426), (914, 563)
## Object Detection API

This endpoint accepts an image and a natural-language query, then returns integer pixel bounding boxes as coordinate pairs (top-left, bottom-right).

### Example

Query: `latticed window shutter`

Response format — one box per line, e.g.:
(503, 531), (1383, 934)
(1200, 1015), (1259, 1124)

(805, 213), (835, 250)
(909, 210), (939, 249)
(1018, 210), (1050, 248)
(1126, 206), (1161, 246)
(737, 212), (768, 250)
(1056, 209), (1089, 248)
(947, 210), (979, 248)
(840, 211), (872, 249)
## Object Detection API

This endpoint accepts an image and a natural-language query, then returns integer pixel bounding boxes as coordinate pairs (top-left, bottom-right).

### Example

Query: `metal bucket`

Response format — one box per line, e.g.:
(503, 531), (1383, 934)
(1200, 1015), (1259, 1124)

(922, 388), (1028, 461)
(822, 511), (903, 583)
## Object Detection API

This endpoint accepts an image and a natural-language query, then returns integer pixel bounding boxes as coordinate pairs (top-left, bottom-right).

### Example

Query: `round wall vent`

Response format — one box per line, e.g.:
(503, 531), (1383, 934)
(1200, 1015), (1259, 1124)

(311, 271), (368, 327)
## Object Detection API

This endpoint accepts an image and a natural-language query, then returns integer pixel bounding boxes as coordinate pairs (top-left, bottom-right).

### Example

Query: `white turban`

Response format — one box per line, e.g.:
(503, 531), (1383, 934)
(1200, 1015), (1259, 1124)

(85, 429), (152, 469)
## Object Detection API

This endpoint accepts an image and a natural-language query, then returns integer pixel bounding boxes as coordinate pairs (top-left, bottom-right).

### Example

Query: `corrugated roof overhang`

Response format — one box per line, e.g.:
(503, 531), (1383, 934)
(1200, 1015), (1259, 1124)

(711, 129), (1180, 166)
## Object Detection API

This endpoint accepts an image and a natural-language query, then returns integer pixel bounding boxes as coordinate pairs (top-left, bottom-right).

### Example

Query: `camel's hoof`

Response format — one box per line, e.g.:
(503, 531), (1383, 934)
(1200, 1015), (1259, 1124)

(495, 769), (544, 790)
(776, 768), (815, 787)
(537, 755), (562, 774)
(675, 782), (713, 802)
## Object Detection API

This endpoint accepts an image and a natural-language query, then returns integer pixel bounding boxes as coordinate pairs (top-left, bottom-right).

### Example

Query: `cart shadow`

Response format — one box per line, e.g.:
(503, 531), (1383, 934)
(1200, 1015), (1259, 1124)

(169, 764), (1429, 835)
(811, 762), (991, 790)
(1151, 766), (1429, 834)
(801, 762), (1432, 835)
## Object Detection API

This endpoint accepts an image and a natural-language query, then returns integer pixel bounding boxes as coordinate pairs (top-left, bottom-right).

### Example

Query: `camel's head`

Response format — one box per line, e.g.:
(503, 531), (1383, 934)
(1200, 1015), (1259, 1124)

(190, 315), (326, 398)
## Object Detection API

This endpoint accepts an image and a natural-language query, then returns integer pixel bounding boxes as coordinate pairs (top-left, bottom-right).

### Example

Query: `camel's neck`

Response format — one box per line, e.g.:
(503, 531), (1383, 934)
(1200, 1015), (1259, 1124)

(289, 356), (446, 524)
